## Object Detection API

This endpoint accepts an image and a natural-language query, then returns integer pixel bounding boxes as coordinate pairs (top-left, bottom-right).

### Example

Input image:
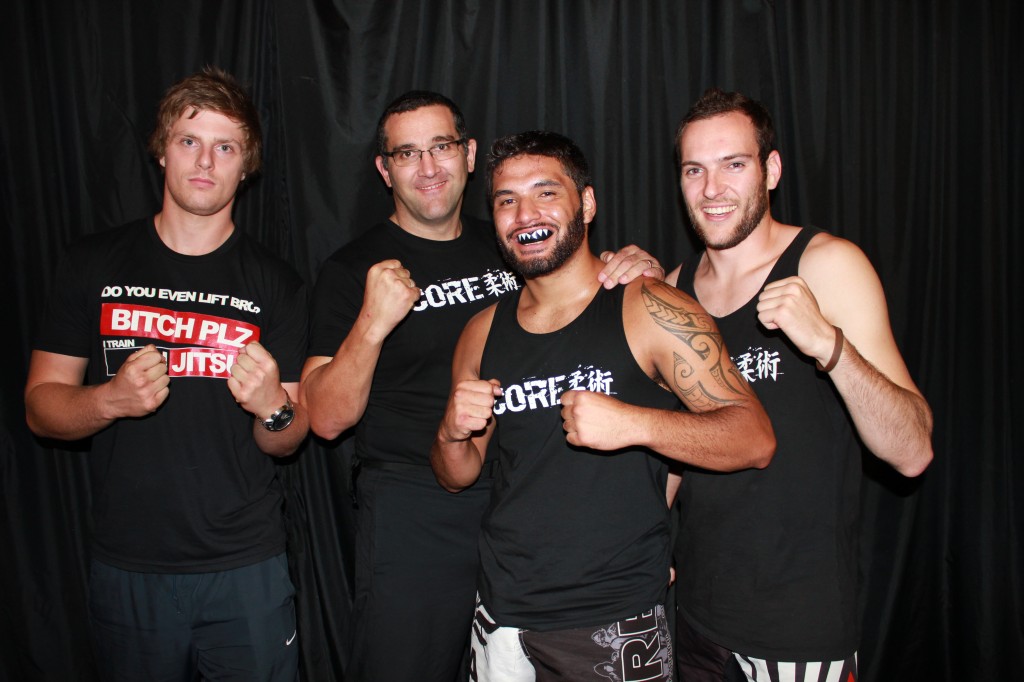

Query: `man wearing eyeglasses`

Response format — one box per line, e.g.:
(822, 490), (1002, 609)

(300, 91), (660, 681)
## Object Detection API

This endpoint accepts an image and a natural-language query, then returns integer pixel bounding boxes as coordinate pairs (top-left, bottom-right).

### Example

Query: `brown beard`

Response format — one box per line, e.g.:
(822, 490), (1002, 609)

(689, 175), (769, 251)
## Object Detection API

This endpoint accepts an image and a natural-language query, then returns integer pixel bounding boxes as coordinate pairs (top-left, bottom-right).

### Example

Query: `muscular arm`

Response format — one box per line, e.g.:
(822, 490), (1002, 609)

(758, 235), (933, 476)
(561, 279), (775, 471)
(25, 347), (169, 440)
(430, 307), (498, 492)
(301, 259), (420, 439)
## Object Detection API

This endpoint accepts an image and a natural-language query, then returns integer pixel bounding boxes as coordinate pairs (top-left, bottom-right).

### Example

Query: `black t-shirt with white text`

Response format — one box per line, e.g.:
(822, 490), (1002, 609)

(35, 219), (308, 573)
(307, 217), (517, 466)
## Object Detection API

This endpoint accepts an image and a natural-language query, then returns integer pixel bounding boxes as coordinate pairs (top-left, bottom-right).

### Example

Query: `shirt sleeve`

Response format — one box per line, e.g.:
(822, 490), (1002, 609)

(306, 254), (366, 359)
(261, 270), (309, 385)
(33, 243), (94, 359)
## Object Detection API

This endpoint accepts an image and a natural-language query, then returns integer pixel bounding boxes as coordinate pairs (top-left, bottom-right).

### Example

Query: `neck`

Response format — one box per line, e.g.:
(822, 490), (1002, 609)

(701, 215), (781, 278)
(692, 216), (803, 317)
(516, 245), (603, 332)
(390, 204), (464, 241)
(154, 201), (235, 256)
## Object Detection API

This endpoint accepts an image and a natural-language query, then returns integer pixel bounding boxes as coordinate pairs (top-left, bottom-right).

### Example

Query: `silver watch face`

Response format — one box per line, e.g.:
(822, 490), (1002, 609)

(263, 401), (295, 431)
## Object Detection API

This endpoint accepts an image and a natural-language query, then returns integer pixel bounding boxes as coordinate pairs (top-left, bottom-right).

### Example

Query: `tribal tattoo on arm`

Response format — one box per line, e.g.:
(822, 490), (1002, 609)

(641, 283), (751, 411)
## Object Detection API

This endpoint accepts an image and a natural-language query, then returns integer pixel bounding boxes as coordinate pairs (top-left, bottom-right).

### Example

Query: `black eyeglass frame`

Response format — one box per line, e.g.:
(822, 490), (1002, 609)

(383, 138), (468, 166)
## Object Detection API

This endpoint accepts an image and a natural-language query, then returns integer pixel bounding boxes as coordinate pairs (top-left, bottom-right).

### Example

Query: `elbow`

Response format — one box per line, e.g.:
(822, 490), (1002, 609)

(709, 407), (776, 472)
(742, 410), (776, 470)
(308, 420), (343, 441)
(895, 445), (933, 478)
(307, 406), (355, 441)
(299, 373), (359, 441)
(431, 469), (466, 494)
(25, 412), (48, 439)
(25, 404), (42, 437)
(748, 427), (776, 470)
(24, 395), (55, 439)
(438, 478), (467, 494)
(895, 399), (934, 478)
(429, 447), (476, 493)
(889, 403), (934, 478)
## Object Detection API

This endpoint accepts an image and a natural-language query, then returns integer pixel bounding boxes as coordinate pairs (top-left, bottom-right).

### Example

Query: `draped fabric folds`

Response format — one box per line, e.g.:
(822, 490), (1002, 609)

(2, 1), (1020, 680)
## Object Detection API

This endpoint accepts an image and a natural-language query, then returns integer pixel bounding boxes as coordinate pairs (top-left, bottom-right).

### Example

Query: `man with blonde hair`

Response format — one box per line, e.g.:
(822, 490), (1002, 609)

(26, 67), (308, 681)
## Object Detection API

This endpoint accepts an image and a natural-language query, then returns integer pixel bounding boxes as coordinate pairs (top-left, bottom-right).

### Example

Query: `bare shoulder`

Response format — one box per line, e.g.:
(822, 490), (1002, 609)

(463, 302), (498, 342)
(799, 231), (886, 319)
(624, 277), (711, 331)
(800, 231), (877, 282)
(624, 277), (719, 375)
(624, 277), (755, 408)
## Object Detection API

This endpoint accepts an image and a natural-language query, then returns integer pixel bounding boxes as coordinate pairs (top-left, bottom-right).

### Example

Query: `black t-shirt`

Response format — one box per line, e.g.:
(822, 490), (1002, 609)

(307, 216), (517, 465)
(34, 219), (308, 573)
(479, 285), (680, 630)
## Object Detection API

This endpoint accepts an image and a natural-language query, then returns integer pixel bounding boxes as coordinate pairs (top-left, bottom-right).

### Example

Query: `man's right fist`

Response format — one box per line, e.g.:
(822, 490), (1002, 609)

(110, 344), (170, 417)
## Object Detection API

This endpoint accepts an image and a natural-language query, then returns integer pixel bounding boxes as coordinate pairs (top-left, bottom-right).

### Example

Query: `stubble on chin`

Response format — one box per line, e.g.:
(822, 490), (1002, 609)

(689, 185), (769, 252)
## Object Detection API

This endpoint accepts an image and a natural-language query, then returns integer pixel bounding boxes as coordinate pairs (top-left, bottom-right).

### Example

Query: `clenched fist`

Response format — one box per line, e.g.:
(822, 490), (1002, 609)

(360, 259), (422, 342)
(228, 341), (287, 418)
(108, 344), (170, 417)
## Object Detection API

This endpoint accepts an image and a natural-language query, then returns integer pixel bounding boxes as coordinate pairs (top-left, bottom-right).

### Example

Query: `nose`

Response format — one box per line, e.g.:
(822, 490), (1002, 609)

(703, 169), (724, 199)
(196, 145), (214, 171)
(514, 196), (540, 225)
(417, 149), (439, 176)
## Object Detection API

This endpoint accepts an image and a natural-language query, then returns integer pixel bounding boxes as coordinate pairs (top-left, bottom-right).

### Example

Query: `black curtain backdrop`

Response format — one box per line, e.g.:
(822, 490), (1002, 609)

(2, 1), (1020, 680)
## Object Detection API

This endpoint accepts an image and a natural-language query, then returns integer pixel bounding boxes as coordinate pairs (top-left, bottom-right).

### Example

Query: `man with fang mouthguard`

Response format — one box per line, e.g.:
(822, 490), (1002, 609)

(432, 130), (775, 681)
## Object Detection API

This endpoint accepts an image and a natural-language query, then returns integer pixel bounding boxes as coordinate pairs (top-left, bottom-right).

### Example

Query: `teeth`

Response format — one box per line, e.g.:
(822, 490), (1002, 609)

(704, 206), (736, 215)
(517, 228), (552, 244)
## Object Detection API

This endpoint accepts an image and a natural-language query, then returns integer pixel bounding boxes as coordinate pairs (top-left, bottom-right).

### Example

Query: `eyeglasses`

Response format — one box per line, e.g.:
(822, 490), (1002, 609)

(384, 139), (466, 167)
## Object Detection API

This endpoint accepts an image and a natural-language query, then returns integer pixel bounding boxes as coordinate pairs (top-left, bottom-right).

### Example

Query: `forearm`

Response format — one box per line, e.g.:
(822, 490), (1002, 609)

(829, 340), (933, 477)
(634, 403), (775, 472)
(252, 402), (310, 457)
(430, 438), (484, 493)
(302, 323), (386, 439)
(25, 382), (120, 440)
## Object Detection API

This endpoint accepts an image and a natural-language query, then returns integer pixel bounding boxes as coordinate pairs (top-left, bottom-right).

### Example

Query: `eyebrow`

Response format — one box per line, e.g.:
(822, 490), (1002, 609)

(680, 152), (754, 166)
(174, 129), (242, 145)
(492, 178), (564, 198)
(390, 135), (458, 151)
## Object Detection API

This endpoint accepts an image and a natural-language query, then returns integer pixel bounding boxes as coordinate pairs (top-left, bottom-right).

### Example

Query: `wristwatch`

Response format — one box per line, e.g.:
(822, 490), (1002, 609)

(260, 397), (295, 432)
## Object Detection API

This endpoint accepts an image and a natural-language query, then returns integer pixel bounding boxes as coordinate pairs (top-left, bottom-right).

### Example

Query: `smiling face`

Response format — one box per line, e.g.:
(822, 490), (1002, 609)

(159, 108), (247, 219)
(490, 154), (595, 278)
(374, 104), (476, 238)
(678, 111), (780, 250)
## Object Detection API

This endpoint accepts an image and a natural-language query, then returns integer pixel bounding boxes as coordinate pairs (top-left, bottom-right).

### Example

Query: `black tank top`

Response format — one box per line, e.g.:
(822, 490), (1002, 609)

(675, 228), (862, 660)
(478, 284), (680, 630)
